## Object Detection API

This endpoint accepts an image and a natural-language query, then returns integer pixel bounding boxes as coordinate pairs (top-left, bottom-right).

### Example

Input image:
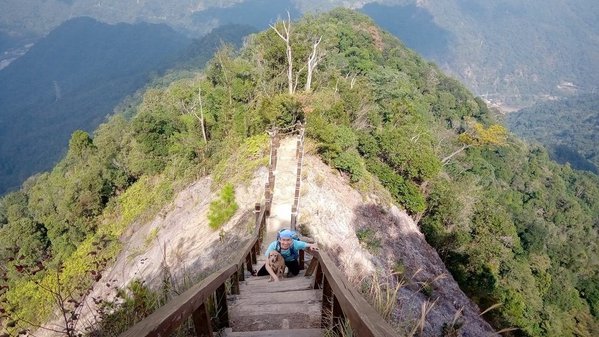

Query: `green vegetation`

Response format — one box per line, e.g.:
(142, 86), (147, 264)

(208, 183), (238, 230)
(362, 1), (599, 106)
(506, 93), (599, 173)
(1, 8), (598, 337)
(356, 228), (382, 254)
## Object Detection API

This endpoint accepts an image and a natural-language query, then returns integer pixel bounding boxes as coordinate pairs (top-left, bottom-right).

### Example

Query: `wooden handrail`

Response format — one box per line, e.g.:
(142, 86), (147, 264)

(118, 263), (237, 337)
(311, 250), (397, 337)
(118, 205), (267, 337)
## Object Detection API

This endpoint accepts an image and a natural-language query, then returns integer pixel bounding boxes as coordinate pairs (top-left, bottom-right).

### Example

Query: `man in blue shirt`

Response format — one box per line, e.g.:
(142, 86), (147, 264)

(256, 229), (318, 281)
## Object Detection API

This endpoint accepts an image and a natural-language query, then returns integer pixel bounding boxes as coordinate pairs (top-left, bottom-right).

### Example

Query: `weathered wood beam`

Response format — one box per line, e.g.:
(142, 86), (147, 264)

(312, 251), (397, 337)
(118, 264), (237, 337)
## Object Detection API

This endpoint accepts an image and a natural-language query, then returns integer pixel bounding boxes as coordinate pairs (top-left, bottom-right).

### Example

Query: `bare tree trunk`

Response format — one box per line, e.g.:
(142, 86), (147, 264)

(294, 64), (306, 94)
(271, 12), (294, 95)
(305, 36), (322, 92)
(441, 144), (470, 165)
(197, 87), (207, 143)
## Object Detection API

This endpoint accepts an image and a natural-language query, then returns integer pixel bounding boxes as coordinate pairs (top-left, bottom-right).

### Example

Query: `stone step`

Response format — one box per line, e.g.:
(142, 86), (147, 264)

(223, 328), (322, 337)
(231, 289), (321, 304)
(239, 276), (314, 292)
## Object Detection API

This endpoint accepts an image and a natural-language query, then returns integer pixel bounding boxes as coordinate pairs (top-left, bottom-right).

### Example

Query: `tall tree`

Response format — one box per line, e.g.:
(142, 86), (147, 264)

(271, 12), (294, 95)
(305, 36), (322, 92)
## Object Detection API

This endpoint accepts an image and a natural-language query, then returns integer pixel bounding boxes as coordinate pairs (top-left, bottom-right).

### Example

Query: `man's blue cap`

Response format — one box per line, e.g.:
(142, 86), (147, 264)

(279, 229), (294, 239)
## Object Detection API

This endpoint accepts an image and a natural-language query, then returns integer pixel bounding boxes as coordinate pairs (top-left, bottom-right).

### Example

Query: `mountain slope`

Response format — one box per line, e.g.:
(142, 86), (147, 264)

(506, 94), (599, 173)
(0, 20), (253, 195)
(1, 8), (598, 337)
(360, 0), (599, 107)
(0, 17), (190, 194)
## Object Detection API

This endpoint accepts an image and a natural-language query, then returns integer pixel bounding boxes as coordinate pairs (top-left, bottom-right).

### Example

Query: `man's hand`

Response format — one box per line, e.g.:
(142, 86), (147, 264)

(309, 244), (318, 252)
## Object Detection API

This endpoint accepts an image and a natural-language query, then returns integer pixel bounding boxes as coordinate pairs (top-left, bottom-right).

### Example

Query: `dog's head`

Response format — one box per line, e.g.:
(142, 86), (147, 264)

(269, 251), (282, 265)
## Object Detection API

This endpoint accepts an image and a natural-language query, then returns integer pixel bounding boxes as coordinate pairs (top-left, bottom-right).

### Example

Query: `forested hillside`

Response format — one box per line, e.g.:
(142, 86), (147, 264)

(362, 0), (599, 107)
(2, 0), (597, 107)
(0, 17), (190, 194)
(506, 94), (599, 173)
(1, 9), (598, 337)
(0, 19), (253, 195)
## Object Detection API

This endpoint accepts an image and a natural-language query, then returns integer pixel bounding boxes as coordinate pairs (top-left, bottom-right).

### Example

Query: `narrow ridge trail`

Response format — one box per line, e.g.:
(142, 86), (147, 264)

(227, 136), (322, 337)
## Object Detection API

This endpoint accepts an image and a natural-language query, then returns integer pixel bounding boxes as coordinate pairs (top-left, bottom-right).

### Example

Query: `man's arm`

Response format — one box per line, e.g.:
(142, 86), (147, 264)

(295, 240), (318, 252)
(306, 243), (318, 252)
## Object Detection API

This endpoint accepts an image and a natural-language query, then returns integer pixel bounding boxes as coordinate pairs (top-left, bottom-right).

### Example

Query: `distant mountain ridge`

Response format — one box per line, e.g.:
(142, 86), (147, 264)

(3, 0), (597, 108)
(0, 17), (191, 194)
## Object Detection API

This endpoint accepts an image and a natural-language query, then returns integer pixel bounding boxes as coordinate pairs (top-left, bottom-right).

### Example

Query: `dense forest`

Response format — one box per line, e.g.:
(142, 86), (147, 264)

(1, 9), (598, 337)
(506, 94), (599, 173)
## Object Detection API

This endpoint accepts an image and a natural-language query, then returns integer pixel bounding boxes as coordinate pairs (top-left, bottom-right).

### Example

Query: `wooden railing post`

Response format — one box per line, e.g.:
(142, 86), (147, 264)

(321, 275), (333, 329)
(192, 302), (213, 337)
(214, 283), (229, 329)
(299, 250), (304, 269)
(251, 245), (257, 265)
(304, 258), (318, 277)
(332, 294), (346, 335)
(313, 263), (323, 289)
(254, 203), (261, 225)
(246, 252), (253, 273)
(231, 270), (240, 295)
(291, 205), (297, 230)
(238, 263), (245, 281)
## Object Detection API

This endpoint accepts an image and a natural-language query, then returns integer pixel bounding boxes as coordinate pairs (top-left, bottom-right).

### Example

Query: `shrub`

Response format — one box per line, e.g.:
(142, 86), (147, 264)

(365, 159), (426, 213)
(208, 183), (238, 230)
(332, 150), (365, 182)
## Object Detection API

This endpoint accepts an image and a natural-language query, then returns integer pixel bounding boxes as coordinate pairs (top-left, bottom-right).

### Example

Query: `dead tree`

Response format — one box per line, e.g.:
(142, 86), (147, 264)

(176, 83), (208, 144)
(270, 12), (294, 95)
(305, 36), (322, 92)
(197, 87), (207, 143)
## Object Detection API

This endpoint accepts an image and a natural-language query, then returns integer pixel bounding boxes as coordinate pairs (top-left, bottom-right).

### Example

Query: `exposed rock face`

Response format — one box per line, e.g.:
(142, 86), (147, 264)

(298, 152), (496, 337)
(38, 168), (268, 336)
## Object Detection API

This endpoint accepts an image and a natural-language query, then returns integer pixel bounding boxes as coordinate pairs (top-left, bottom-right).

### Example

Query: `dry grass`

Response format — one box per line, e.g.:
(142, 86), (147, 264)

(442, 307), (464, 337)
(408, 299), (437, 337)
(479, 302), (502, 316)
(322, 310), (354, 337)
(358, 271), (405, 321)
(416, 273), (447, 298)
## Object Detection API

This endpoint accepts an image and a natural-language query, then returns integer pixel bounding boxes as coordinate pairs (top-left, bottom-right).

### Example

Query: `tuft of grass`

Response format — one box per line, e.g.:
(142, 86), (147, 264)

(144, 227), (160, 248)
(442, 307), (464, 337)
(417, 273), (446, 299)
(315, 172), (325, 187)
(363, 272), (405, 320)
(408, 300), (437, 337)
(208, 183), (238, 230)
(322, 314), (354, 337)
(356, 228), (382, 254)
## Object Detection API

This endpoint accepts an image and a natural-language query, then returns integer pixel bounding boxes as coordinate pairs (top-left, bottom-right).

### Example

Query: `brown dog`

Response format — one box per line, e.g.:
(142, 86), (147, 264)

(268, 250), (285, 282)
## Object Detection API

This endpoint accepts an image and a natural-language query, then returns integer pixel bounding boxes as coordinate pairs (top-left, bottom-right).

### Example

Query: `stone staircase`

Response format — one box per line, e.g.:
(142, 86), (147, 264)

(226, 254), (322, 336)
(225, 135), (322, 336)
